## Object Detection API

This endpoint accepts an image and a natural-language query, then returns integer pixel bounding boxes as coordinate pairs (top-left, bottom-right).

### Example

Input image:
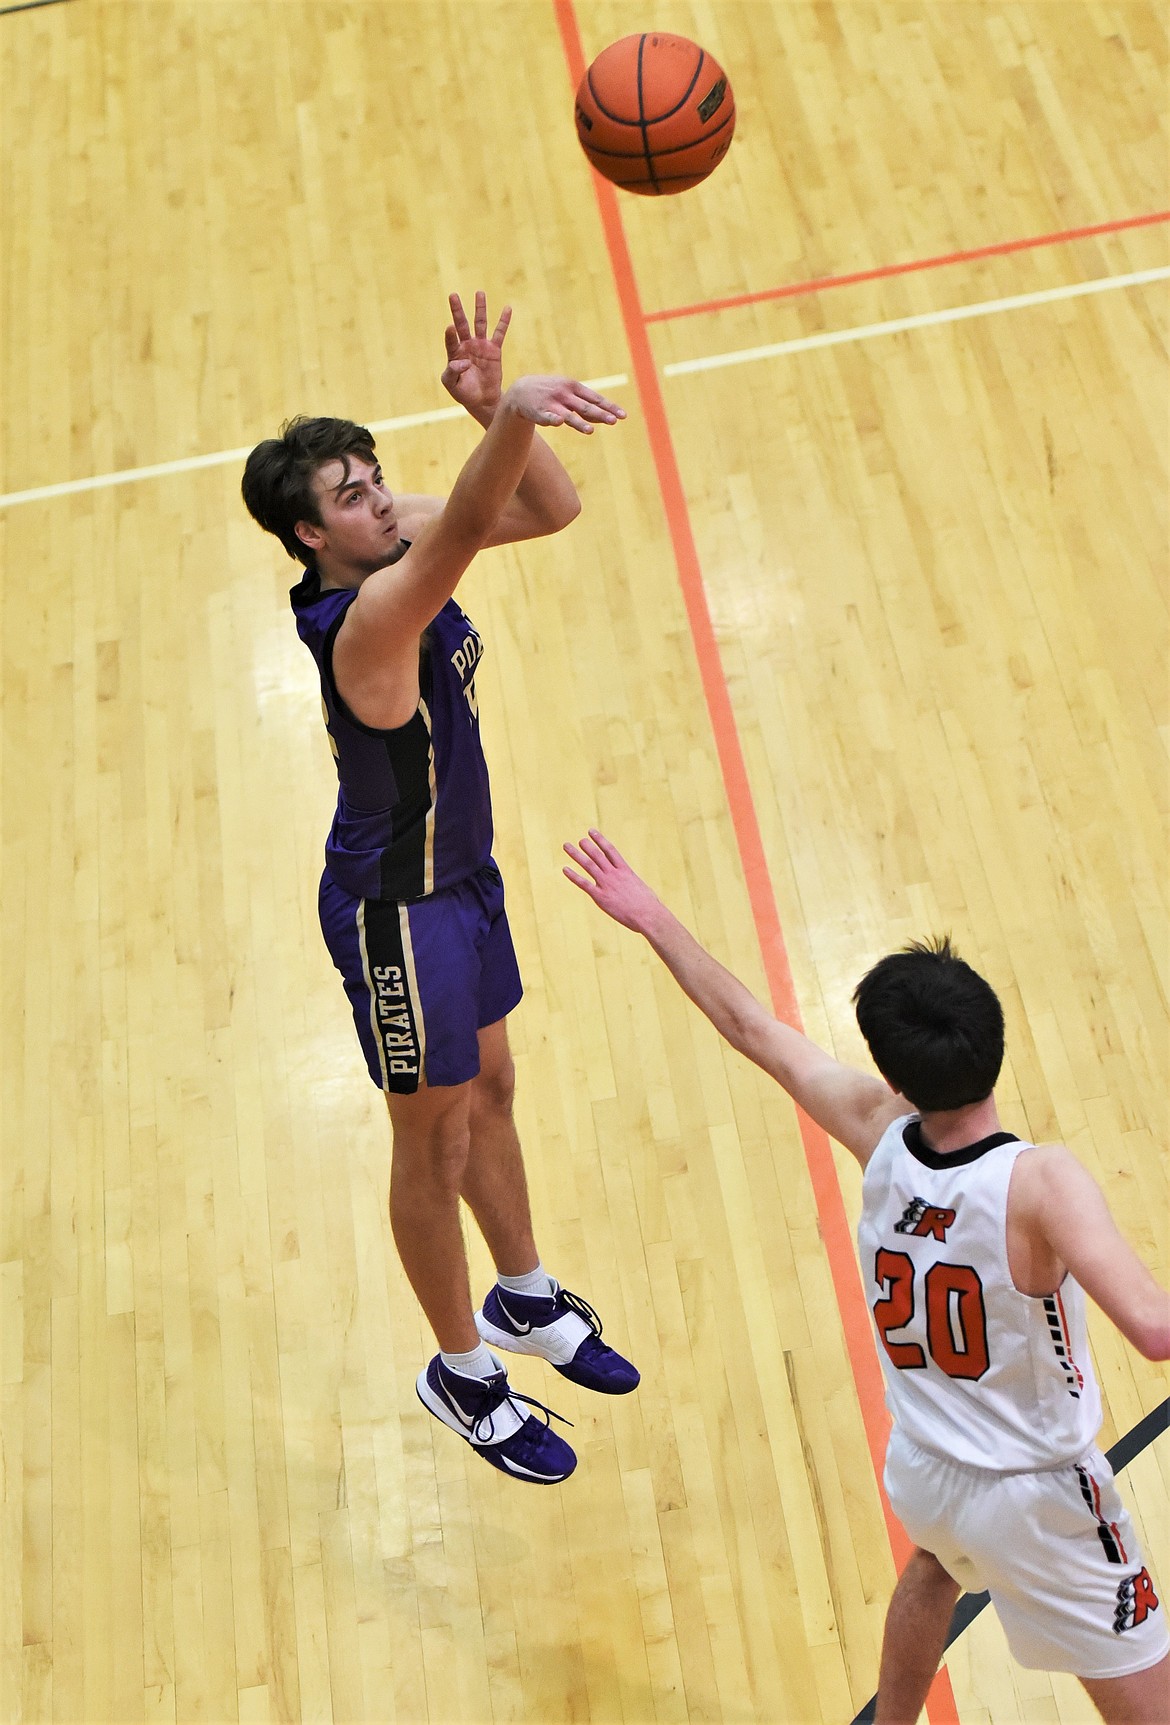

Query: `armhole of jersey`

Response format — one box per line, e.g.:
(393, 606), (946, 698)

(861, 1113), (902, 1202)
(1003, 1142), (1060, 1298)
(321, 600), (424, 740)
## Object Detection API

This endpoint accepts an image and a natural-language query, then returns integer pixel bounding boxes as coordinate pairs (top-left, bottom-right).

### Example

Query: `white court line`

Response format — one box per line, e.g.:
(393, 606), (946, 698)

(0, 375), (631, 510)
(662, 267), (1170, 376)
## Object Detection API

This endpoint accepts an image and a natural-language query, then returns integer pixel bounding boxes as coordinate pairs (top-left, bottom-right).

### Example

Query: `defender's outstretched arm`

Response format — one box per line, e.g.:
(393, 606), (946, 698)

(564, 830), (901, 1165)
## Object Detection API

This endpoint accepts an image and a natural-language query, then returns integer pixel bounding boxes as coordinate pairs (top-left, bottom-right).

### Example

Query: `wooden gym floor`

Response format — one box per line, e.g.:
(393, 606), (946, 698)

(0, 3), (1166, 1722)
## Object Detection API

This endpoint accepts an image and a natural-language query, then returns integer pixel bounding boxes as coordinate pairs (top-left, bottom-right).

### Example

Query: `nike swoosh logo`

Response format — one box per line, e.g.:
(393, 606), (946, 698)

(496, 1296), (533, 1334)
(439, 1383), (476, 1428)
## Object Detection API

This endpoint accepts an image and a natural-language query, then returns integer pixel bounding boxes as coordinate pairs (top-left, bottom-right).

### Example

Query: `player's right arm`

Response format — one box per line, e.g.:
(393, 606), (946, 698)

(1010, 1144), (1170, 1359)
(564, 830), (903, 1165)
(336, 375), (621, 727)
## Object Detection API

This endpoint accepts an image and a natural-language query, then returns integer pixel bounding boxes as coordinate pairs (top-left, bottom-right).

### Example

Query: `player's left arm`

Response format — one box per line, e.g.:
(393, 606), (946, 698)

(1016, 1144), (1170, 1360)
(440, 290), (591, 543)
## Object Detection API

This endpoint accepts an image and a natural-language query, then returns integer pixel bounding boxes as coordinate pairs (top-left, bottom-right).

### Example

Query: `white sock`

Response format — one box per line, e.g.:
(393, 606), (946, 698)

(437, 1342), (523, 1444)
(496, 1263), (554, 1298)
(440, 1342), (498, 1379)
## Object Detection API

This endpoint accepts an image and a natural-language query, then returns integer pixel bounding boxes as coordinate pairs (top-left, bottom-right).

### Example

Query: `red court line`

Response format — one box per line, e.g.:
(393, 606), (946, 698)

(646, 207), (1170, 323)
(555, 6), (958, 1723)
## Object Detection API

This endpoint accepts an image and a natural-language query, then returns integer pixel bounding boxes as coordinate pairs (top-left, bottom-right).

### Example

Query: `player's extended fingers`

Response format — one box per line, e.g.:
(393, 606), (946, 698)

(564, 839), (601, 878)
(578, 834), (612, 871)
(568, 394), (622, 424)
(549, 391), (614, 431)
(573, 384), (627, 419)
(588, 829), (625, 867)
(474, 289), (488, 339)
(492, 304), (513, 347)
(562, 865), (598, 895)
(448, 292), (472, 342)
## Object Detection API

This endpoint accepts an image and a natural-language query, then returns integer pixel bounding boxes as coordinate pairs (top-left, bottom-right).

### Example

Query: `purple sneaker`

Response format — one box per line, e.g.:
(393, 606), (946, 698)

(475, 1281), (640, 1395)
(415, 1353), (576, 1484)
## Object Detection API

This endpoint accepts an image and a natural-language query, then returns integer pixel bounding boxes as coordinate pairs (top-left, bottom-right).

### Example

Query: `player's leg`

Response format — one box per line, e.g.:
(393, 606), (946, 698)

(459, 1016), (539, 1275)
(317, 874), (482, 1347)
(874, 1547), (960, 1725)
(385, 1079), (479, 1351)
(1079, 1652), (1170, 1723)
(386, 1078), (576, 1484)
(462, 866), (640, 1396)
(465, 1014), (639, 1394)
(316, 871), (574, 1481)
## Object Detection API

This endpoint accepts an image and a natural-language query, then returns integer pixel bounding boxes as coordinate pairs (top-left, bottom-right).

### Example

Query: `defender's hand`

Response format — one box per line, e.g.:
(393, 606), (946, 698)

(564, 831), (658, 931)
(505, 376), (626, 434)
(441, 290), (511, 413)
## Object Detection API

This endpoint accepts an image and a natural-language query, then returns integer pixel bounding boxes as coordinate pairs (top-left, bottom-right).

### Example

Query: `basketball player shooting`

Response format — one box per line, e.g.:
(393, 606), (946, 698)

(240, 297), (638, 1489)
(565, 829), (1169, 1723)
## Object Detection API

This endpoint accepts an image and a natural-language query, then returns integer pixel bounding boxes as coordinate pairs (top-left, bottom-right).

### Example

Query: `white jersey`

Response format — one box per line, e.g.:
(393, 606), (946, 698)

(858, 1114), (1102, 1471)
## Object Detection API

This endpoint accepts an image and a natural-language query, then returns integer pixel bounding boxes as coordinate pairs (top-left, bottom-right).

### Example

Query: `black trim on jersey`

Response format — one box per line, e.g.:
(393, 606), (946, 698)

(308, 542), (428, 742)
(317, 605), (416, 739)
(292, 547), (448, 901)
(902, 1120), (1019, 1169)
(378, 652), (435, 901)
(288, 565), (322, 608)
(1043, 1294), (1082, 1398)
(317, 611), (435, 742)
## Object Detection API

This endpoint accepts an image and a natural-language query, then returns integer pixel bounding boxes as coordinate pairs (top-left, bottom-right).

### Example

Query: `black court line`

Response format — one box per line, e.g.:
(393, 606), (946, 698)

(0, 0), (71, 15)
(849, 1398), (1170, 1725)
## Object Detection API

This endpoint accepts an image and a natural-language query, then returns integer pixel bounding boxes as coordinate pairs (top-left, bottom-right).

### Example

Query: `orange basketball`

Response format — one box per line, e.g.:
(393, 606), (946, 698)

(574, 33), (735, 196)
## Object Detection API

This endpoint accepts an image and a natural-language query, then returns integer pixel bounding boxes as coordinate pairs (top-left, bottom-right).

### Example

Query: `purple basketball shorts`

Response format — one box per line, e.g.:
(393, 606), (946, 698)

(317, 858), (523, 1093)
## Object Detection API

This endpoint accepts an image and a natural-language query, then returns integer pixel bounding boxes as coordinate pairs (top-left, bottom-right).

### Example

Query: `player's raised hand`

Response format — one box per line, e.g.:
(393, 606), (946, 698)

(563, 831), (658, 931)
(505, 376), (626, 434)
(441, 290), (512, 413)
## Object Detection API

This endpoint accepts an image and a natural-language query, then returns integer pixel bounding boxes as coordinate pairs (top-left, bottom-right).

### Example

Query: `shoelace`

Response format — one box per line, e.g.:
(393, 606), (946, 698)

(559, 1287), (603, 1339)
(473, 1382), (573, 1446)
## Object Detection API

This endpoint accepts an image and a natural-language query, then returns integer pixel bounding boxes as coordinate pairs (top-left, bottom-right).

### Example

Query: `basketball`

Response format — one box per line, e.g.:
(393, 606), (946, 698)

(574, 33), (736, 196)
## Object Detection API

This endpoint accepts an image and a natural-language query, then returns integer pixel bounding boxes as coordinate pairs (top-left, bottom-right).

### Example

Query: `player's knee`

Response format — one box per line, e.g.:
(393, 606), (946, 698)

(391, 1107), (472, 1193)
(472, 1051), (516, 1120)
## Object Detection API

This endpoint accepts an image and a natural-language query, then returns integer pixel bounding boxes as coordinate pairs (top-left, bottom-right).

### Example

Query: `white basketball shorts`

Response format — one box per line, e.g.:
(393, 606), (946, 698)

(885, 1427), (1169, 1678)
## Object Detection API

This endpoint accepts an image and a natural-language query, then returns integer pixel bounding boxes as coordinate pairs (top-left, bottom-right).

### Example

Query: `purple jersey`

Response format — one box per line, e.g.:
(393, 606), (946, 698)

(290, 564), (494, 900)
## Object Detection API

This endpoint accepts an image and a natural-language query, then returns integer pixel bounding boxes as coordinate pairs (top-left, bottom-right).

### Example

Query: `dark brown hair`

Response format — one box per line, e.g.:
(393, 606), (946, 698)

(241, 416), (377, 565)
